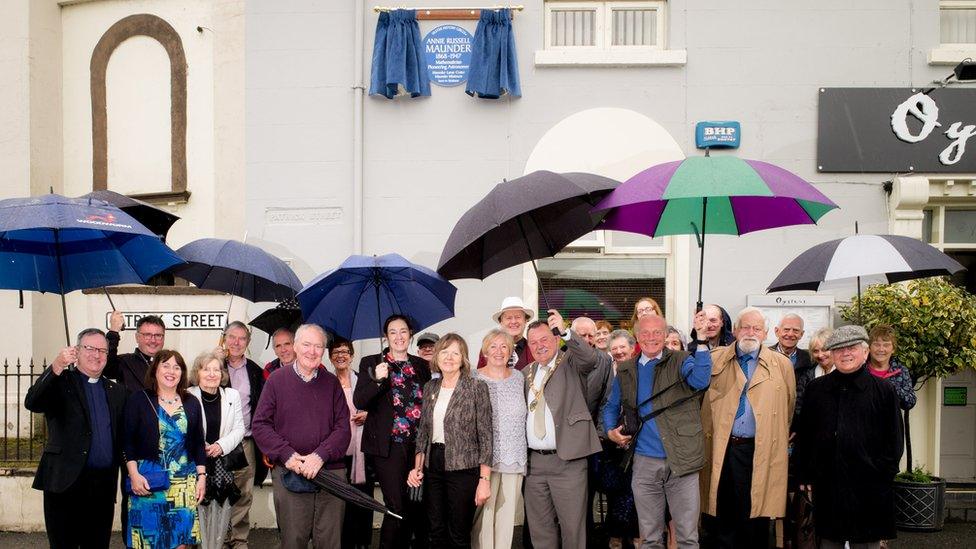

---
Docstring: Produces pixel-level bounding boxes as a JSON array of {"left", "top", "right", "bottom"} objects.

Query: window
[
  {"left": 922, "top": 204, "right": 976, "bottom": 293},
  {"left": 537, "top": 0, "right": 685, "bottom": 66},
  {"left": 931, "top": 1, "right": 976, "bottom": 65},
  {"left": 941, "top": 1, "right": 976, "bottom": 45}
]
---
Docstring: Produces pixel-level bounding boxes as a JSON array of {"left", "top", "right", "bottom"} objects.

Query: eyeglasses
[
  {"left": 137, "top": 332, "right": 164, "bottom": 340},
  {"left": 636, "top": 307, "right": 656, "bottom": 314},
  {"left": 637, "top": 329, "right": 666, "bottom": 337},
  {"left": 330, "top": 349, "right": 351, "bottom": 356},
  {"left": 81, "top": 345, "right": 109, "bottom": 356}
]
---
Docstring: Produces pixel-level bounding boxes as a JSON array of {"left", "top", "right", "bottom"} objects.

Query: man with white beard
[{"left": 699, "top": 307, "right": 796, "bottom": 549}]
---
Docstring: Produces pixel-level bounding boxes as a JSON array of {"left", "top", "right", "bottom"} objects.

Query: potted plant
[{"left": 841, "top": 277, "right": 976, "bottom": 532}]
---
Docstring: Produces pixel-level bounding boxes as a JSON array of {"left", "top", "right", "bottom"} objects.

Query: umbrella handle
[{"left": 103, "top": 286, "right": 116, "bottom": 311}]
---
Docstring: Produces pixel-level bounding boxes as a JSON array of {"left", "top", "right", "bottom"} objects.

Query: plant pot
[{"left": 894, "top": 477, "right": 946, "bottom": 532}]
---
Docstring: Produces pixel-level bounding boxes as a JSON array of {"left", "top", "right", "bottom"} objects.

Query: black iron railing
[{"left": 1, "top": 358, "right": 46, "bottom": 467}]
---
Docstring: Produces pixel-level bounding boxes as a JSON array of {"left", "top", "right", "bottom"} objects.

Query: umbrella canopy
[
  {"left": 767, "top": 234, "right": 966, "bottom": 292},
  {"left": 298, "top": 253, "right": 457, "bottom": 341},
  {"left": 312, "top": 468, "right": 402, "bottom": 519},
  {"left": 80, "top": 190, "right": 180, "bottom": 240},
  {"left": 172, "top": 238, "right": 302, "bottom": 303},
  {"left": 248, "top": 298, "right": 303, "bottom": 336},
  {"left": 437, "top": 170, "right": 620, "bottom": 281},
  {"left": 593, "top": 155, "right": 838, "bottom": 309},
  {"left": 0, "top": 194, "right": 185, "bottom": 343}
]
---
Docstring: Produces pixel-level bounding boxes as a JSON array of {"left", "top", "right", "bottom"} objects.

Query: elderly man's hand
[
  {"left": 547, "top": 309, "right": 566, "bottom": 335},
  {"left": 285, "top": 453, "right": 304, "bottom": 473},
  {"left": 607, "top": 426, "right": 633, "bottom": 449},
  {"left": 52, "top": 347, "right": 77, "bottom": 376},
  {"left": 693, "top": 310, "right": 708, "bottom": 338},
  {"left": 299, "top": 453, "right": 323, "bottom": 479},
  {"left": 109, "top": 310, "right": 125, "bottom": 333}
]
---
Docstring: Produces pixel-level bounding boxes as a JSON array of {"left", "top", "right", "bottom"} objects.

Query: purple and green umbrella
[{"left": 593, "top": 155, "right": 838, "bottom": 310}]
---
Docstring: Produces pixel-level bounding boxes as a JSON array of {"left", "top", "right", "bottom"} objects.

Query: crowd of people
[{"left": 25, "top": 293, "right": 915, "bottom": 549}]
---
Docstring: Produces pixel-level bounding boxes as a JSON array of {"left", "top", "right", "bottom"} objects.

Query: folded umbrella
[
  {"left": 0, "top": 194, "right": 185, "bottom": 344},
  {"left": 298, "top": 253, "right": 456, "bottom": 341},
  {"left": 312, "top": 468, "right": 402, "bottom": 519},
  {"left": 172, "top": 238, "right": 302, "bottom": 303}
]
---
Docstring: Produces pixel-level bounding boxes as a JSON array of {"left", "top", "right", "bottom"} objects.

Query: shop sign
[
  {"left": 818, "top": 88, "right": 976, "bottom": 173},
  {"left": 423, "top": 25, "right": 473, "bottom": 87},
  {"left": 695, "top": 121, "right": 740, "bottom": 149},
  {"left": 105, "top": 311, "right": 228, "bottom": 331},
  {"left": 944, "top": 386, "right": 968, "bottom": 406}
]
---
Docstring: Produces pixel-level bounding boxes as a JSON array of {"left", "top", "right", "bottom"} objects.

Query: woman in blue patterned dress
[{"left": 123, "top": 349, "right": 207, "bottom": 549}]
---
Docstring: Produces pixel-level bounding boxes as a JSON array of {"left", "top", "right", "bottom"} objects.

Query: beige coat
[{"left": 700, "top": 344, "right": 796, "bottom": 519}]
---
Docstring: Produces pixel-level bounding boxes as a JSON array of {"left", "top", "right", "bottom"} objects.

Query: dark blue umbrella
[
  {"left": 172, "top": 238, "right": 303, "bottom": 303},
  {"left": 297, "top": 254, "right": 457, "bottom": 341},
  {"left": 0, "top": 194, "right": 185, "bottom": 343}
]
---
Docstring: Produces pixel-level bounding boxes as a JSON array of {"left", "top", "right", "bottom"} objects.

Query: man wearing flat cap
[
  {"left": 794, "top": 325, "right": 904, "bottom": 549},
  {"left": 478, "top": 296, "right": 534, "bottom": 370},
  {"left": 415, "top": 332, "right": 439, "bottom": 364}
]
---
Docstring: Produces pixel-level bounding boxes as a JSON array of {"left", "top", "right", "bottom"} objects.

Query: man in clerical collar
[
  {"left": 105, "top": 311, "right": 166, "bottom": 394},
  {"left": 26, "top": 328, "right": 127, "bottom": 548}
]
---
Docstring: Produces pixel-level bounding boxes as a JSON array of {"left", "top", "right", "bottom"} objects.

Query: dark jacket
[
  {"left": 875, "top": 359, "right": 917, "bottom": 411},
  {"left": 226, "top": 357, "right": 269, "bottom": 485},
  {"left": 687, "top": 306, "right": 734, "bottom": 354},
  {"left": 415, "top": 373, "right": 493, "bottom": 471},
  {"left": 104, "top": 331, "right": 151, "bottom": 394},
  {"left": 768, "top": 345, "right": 813, "bottom": 424},
  {"left": 123, "top": 389, "right": 207, "bottom": 467},
  {"left": 795, "top": 366, "right": 904, "bottom": 543},
  {"left": 25, "top": 367, "right": 127, "bottom": 493},
  {"left": 354, "top": 352, "right": 432, "bottom": 458},
  {"left": 615, "top": 349, "right": 706, "bottom": 476}
]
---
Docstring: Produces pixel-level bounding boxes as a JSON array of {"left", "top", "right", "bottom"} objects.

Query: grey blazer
[
  {"left": 523, "top": 331, "right": 604, "bottom": 462},
  {"left": 415, "top": 373, "right": 494, "bottom": 472}
]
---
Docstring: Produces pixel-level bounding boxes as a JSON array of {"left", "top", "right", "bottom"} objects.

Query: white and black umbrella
[{"left": 767, "top": 234, "right": 965, "bottom": 293}]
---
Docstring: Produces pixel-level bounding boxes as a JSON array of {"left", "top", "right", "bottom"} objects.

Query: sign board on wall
[
  {"left": 105, "top": 311, "right": 228, "bottom": 331},
  {"left": 747, "top": 295, "right": 834, "bottom": 348},
  {"left": 423, "top": 25, "right": 473, "bottom": 87},
  {"left": 818, "top": 88, "right": 976, "bottom": 173},
  {"left": 944, "top": 386, "right": 968, "bottom": 406},
  {"left": 695, "top": 121, "right": 741, "bottom": 149}
]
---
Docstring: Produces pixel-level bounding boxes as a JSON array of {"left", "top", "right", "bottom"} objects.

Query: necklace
[
  {"left": 159, "top": 394, "right": 180, "bottom": 406},
  {"left": 200, "top": 390, "right": 219, "bottom": 403},
  {"left": 527, "top": 353, "right": 563, "bottom": 412}
]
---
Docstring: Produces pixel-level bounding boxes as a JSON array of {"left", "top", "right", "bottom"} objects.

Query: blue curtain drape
[
  {"left": 369, "top": 10, "right": 430, "bottom": 99},
  {"left": 466, "top": 9, "right": 521, "bottom": 99}
]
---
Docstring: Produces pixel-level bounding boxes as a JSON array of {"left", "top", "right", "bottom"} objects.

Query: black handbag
[{"left": 220, "top": 442, "right": 248, "bottom": 471}]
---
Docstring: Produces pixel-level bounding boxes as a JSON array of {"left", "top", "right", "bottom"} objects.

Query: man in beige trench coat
[{"left": 700, "top": 307, "right": 796, "bottom": 549}]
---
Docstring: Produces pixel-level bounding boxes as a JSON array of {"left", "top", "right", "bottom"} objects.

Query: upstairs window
[{"left": 546, "top": 1, "right": 667, "bottom": 50}]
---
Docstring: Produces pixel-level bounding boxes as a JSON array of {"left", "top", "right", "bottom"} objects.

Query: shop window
[
  {"left": 537, "top": 0, "right": 685, "bottom": 66},
  {"left": 537, "top": 257, "right": 666, "bottom": 329},
  {"left": 941, "top": 1, "right": 976, "bottom": 45},
  {"left": 923, "top": 204, "right": 976, "bottom": 293},
  {"left": 945, "top": 209, "right": 976, "bottom": 243}
]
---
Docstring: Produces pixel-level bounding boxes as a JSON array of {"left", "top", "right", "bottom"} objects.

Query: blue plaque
[
  {"left": 695, "top": 121, "right": 741, "bottom": 149},
  {"left": 423, "top": 25, "right": 473, "bottom": 87}
]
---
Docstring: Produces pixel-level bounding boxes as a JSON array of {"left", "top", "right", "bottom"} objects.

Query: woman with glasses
[
  {"left": 123, "top": 350, "right": 207, "bottom": 549},
  {"left": 354, "top": 315, "right": 432, "bottom": 548},
  {"left": 330, "top": 336, "right": 373, "bottom": 549}
]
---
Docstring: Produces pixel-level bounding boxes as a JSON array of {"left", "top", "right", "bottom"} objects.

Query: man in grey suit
[{"left": 523, "top": 309, "right": 604, "bottom": 549}]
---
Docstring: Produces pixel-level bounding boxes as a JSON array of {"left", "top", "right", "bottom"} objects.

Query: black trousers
[
  {"left": 342, "top": 455, "right": 376, "bottom": 549},
  {"left": 424, "top": 444, "right": 479, "bottom": 549},
  {"left": 707, "top": 439, "right": 770, "bottom": 549},
  {"left": 44, "top": 467, "right": 117, "bottom": 549},
  {"left": 370, "top": 441, "right": 428, "bottom": 548}
]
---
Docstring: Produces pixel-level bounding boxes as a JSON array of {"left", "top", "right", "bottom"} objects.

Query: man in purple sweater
[{"left": 252, "top": 323, "right": 351, "bottom": 549}]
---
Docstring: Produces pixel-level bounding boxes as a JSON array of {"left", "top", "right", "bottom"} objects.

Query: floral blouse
[{"left": 389, "top": 358, "right": 424, "bottom": 442}]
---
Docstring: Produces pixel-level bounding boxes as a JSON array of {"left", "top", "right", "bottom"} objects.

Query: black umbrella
[
  {"left": 312, "top": 468, "right": 402, "bottom": 519},
  {"left": 172, "top": 238, "right": 302, "bottom": 303},
  {"left": 248, "top": 298, "right": 303, "bottom": 336},
  {"left": 767, "top": 232, "right": 965, "bottom": 321},
  {"left": 80, "top": 190, "right": 180, "bottom": 240},
  {"left": 436, "top": 170, "right": 618, "bottom": 308}
]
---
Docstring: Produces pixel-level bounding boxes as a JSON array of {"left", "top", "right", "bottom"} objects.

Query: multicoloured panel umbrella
[{"left": 593, "top": 155, "right": 838, "bottom": 309}]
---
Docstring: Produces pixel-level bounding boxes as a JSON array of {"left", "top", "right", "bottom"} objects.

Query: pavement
[{"left": 2, "top": 523, "right": 975, "bottom": 548}]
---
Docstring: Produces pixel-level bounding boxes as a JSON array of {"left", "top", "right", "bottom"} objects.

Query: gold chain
[{"left": 527, "top": 353, "right": 562, "bottom": 412}]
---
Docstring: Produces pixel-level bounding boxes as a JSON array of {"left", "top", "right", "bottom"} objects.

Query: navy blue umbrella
[
  {"left": 172, "top": 238, "right": 302, "bottom": 303},
  {"left": 0, "top": 194, "right": 185, "bottom": 344},
  {"left": 297, "top": 254, "right": 457, "bottom": 341}
]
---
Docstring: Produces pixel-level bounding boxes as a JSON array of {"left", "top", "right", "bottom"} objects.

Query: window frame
[
  {"left": 544, "top": 0, "right": 667, "bottom": 51},
  {"left": 605, "top": 1, "right": 667, "bottom": 51},
  {"left": 940, "top": 0, "right": 976, "bottom": 47}
]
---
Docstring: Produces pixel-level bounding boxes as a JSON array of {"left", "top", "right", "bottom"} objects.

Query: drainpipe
[{"left": 352, "top": 0, "right": 366, "bottom": 255}]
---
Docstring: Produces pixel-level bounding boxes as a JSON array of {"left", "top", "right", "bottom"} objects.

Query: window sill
[
  {"left": 928, "top": 46, "right": 976, "bottom": 66},
  {"left": 534, "top": 48, "right": 687, "bottom": 67}
]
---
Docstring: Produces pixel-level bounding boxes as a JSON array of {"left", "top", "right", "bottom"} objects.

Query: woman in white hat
[{"left": 476, "top": 297, "right": 535, "bottom": 371}]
